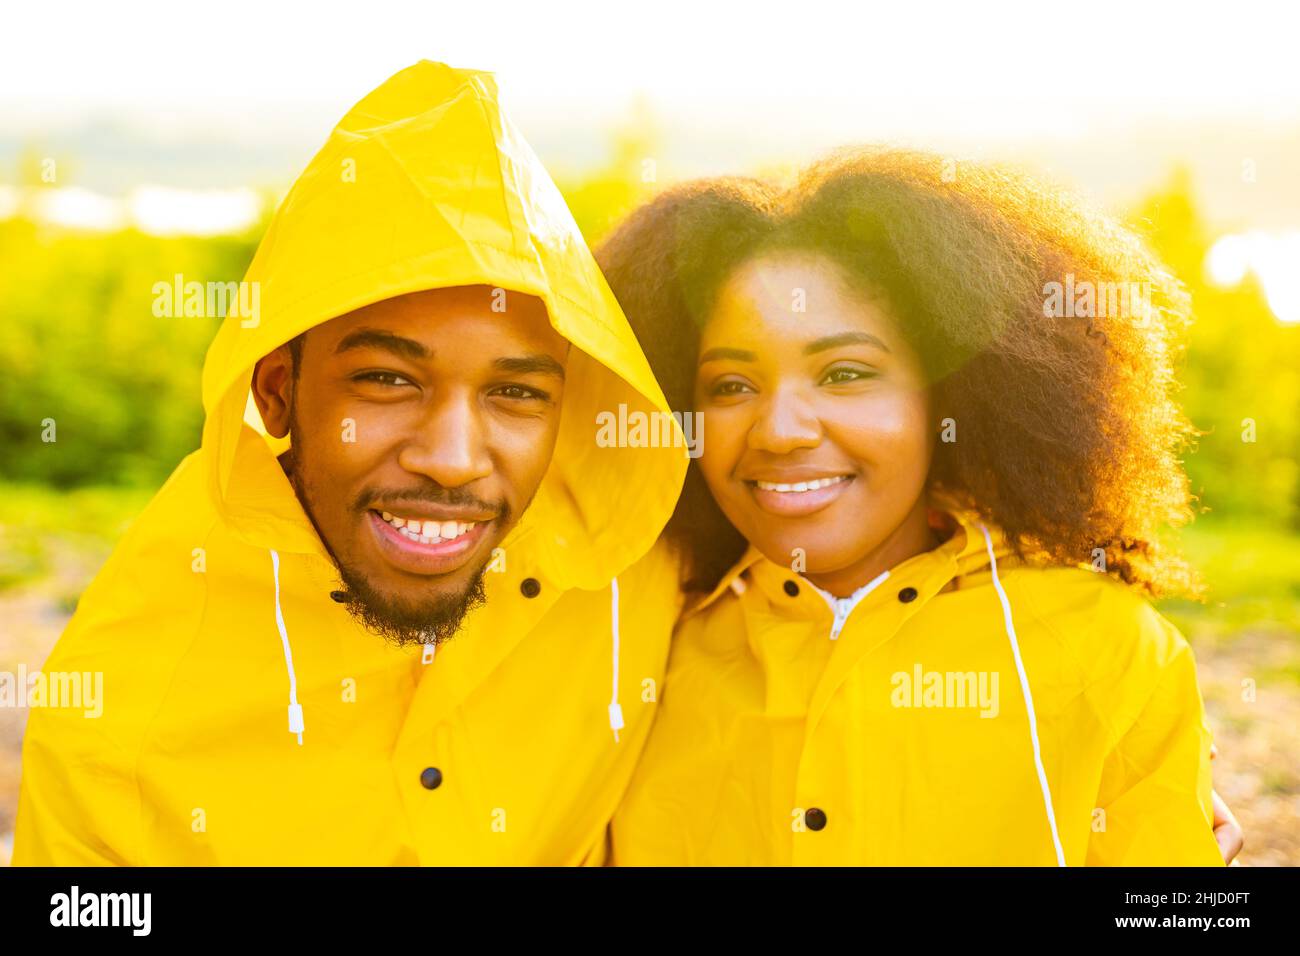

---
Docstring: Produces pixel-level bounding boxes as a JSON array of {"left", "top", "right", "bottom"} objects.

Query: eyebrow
[
  {"left": 803, "top": 331, "right": 891, "bottom": 355},
  {"left": 334, "top": 330, "right": 564, "bottom": 380},
  {"left": 698, "top": 332, "right": 891, "bottom": 365},
  {"left": 334, "top": 328, "right": 429, "bottom": 360},
  {"left": 494, "top": 354, "right": 566, "bottom": 380},
  {"left": 698, "top": 346, "right": 758, "bottom": 364}
]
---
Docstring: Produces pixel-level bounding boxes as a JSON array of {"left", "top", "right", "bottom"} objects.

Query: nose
[
  {"left": 396, "top": 389, "right": 493, "bottom": 488},
  {"left": 747, "top": 384, "right": 822, "bottom": 454}
]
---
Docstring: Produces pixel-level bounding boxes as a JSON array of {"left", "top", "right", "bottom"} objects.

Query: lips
[
  {"left": 375, "top": 510, "right": 480, "bottom": 544},
  {"left": 743, "top": 473, "right": 855, "bottom": 518},
  {"left": 369, "top": 502, "right": 498, "bottom": 523},
  {"left": 752, "top": 475, "right": 851, "bottom": 494},
  {"left": 366, "top": 508, "right": 492, "bottom": 576}
]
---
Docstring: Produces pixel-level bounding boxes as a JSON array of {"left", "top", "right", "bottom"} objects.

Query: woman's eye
[
  {"left": 353, "top": 371, "right": 413, "bottom": 388},
  {"left": 821, "top": 366, "right": 876, "bottom": 385},
  {"left": 710, "top": 379, "right": 753, "bottom": 397}
]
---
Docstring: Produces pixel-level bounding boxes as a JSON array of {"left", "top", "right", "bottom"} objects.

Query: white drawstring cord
[
  {"left": 979, "top": 524, "right": 1065, "bottom": 866},
  {"left": 270, "top": 549, "right": 305, "bottom": 745},
  {"left": 608, "top": 576, "right": 624, "bottom": 742}
]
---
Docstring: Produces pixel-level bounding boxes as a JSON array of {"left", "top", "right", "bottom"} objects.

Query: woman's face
[{"left": 694, "top": 251, "right": 937, "bottom": 591}]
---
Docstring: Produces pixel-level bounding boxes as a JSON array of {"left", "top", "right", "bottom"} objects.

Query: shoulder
[
  {"left": 670, "top": 579, "right": 750, "bottom": 666},
  {"left": 33, "top": 454, "right": 218, "bottom": 754},
  {"left": 1004, "top": 564, "right": 1195, "bottom": 732},
  {"left": 1007, "top": 565, "right": 1188, "bottom": 665},
  {"left": 617, "top": 536, "right": 687, "bottom": 603}
]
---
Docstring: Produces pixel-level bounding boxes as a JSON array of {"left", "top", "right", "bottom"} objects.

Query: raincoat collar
[{"left": 685, "top": 488, "right": 1018, "bottom": 619}]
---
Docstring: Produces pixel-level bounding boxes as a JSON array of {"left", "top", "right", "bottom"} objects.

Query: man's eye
[
  {"left": 492, "top": 384, "right": 550, "bottom": 402},
  {"left": 353, "top": 371, "right": 413, "bottom": 387}
]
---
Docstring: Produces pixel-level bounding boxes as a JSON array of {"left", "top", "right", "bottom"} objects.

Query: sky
[
  {"left": 6, "top": 0, "right": 1298, "bottom": 141},
  {"left": 2, "top": 0, "right": 1297, "bottom": 319}
]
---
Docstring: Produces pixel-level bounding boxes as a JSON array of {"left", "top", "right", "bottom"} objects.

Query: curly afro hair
[{"left": 595, "top": 147, "right": 1198, "bottom": 597}]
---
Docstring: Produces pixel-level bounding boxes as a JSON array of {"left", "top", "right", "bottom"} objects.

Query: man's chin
[{"left": 334, "top": 561, "right": 489, "bottom": 647}]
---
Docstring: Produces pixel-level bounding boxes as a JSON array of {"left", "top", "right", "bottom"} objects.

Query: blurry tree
[
  {"left": 0, "top": 217, "right": 259, "bottom": 486},
  {"left": 2, "top": 145, "right": 1296, "bottom": 535},
  {"left": 556, "top": 96, "right": 662, "bottom": 244},
  {"left": 1129, "top": 168, "right": 1300, "bottom": 528}
]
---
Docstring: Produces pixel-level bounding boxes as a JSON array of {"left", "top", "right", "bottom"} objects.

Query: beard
[
  {"left": 332, "top": 552, "right": 487, "bottom": 648},
  {"left": 281, "top": 409, "right": 491, "bottom": 648}
]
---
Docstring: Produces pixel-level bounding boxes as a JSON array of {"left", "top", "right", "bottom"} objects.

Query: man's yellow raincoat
[
  {"left": 14, "top": 62, "right": 687, "bottom": 865},
  {"left": 612, "top": 499, "right": 1224, "bottom": 866}
]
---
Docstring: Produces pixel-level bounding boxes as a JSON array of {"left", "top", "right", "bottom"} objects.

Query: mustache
[{"left": 352, "top": 484, "right": 508, "bottom": 520}]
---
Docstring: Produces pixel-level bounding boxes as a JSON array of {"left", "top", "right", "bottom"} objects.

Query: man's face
[{"left": 252, "top": 286, "right": 568, "bottom": 645}]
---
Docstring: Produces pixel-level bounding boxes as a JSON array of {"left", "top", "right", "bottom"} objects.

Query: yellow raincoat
[
  {"left": 14, "top": 62, "right": 686, "bottom": 866},
  {"left": 612, "top": 498, "right": 1224, "bottom": 866}
]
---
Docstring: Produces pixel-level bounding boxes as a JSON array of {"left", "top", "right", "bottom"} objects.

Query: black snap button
[
  {"left": 330, "top": 590, "right": 347, "bottom": 603},
  {"left": 898, "top": 586, "right": 918, "bottom": 603},
  {"left": 805, "top": 807, "right": 828, "bottom": 831},
  {"left": 520, "top": 577, "right": 541, "bottom": 598},
  {"left": 419, "top": 767, "right": 443, "bottom": 790},
  {"left": 783, "top": 580, "right": 799, "bottom": 597}
]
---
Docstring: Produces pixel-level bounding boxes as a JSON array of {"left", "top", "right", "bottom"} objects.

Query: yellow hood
[{"left": 200, "top": 60, "right": 684, "bottom": 589}]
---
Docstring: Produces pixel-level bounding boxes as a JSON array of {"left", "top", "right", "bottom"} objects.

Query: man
[{"left": 13, "top": 61, "right": 687, "bottom": 865}]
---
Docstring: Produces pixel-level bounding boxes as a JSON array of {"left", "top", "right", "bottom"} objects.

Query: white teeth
[
  {"left": 754, "top": 475, "right": 850, "bottom": 493},
  {"left": 382, "top": 511, "right": 477, "bottom": 543}
]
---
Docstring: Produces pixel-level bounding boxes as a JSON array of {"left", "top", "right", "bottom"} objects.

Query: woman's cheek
[
  {"left": 697, "top": 406, "right": 755, "bottom": 522},
  {"left": 697, "top": 406, "right": 737, "bottom": 480},
  {"left": 835, "top": 394, "right": 932, "bottom": 485}
]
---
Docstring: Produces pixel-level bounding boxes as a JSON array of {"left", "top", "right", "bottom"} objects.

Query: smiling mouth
[
  {"left": 366, "top": 508, "right": 495, "bottom": 576},
  {"left": 748, "top": 475, "right": 853, "bottom": 494},
  {"left": 374, "top": 510, "right": 480, "bottom": 545},
  {"left": 743, "top": 473, "right": 855, "bottom": 518}
]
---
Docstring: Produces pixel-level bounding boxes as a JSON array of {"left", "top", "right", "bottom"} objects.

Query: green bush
[{"left": 0, "top": 219, "right": 258, "bottom": 486}]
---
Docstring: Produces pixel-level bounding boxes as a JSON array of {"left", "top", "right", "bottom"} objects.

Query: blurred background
[{"left": 1, "top": 0, "right": 1297, "bottom": 864}]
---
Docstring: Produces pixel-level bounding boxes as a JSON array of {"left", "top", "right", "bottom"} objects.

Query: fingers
[{"left": 1211, "top": 788, "right": 1244, "bottom": 865}]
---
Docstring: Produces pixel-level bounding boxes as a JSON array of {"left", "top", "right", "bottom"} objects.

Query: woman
[{"left": 597, "top": 148, "right": 1239, "bottom": 865}]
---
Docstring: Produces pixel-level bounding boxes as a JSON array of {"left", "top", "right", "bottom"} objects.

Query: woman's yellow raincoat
[
  {"left": 612, "top": 498, "right": 1224, "bottom": 866},
  {"left": 14, "top": 62, "right": 687, "bottom": 866}
]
